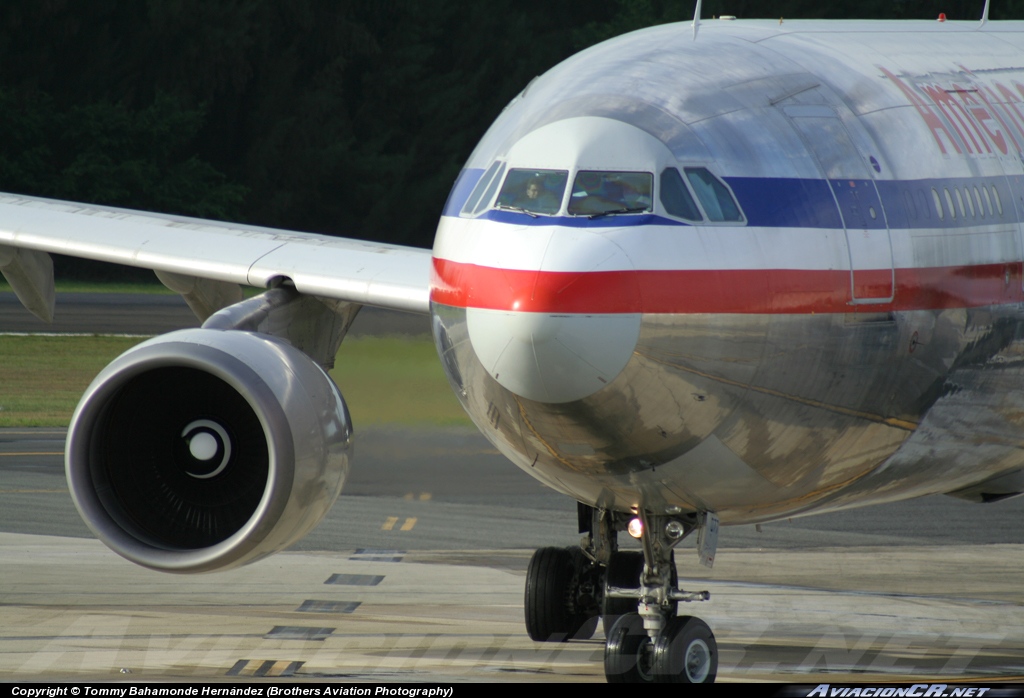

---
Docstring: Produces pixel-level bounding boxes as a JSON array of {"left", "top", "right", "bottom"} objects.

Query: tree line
[{"left": 0, "top": 0, "right": 1014, "bottom": 274}]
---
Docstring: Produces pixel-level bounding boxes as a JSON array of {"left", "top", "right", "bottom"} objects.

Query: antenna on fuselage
[
  {"left": 981, "top": 0, "right": 991, "bottom": 27},
  {"left": 692, "top": 0, "right": 702, "bottom": 40}
]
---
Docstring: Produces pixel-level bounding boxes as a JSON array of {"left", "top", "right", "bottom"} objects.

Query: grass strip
[
  {"left": 330, "top": 336, "right": 471, "bottom": 427},
  {"left": 0, "top": 334, "right": 470, "bottom": 428}
]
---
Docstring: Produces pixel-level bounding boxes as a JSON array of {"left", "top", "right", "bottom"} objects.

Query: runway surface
[{"left": 2, "top": 293, "right": 1024, "bottom": 682}]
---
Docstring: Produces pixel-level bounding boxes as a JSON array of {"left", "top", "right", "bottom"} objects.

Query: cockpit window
[
  {"left": 462, "top": 161, "right": 506, "bottom": 216},
  {"left": 495, "top": 169, "right": 568, "bottom": 215},
  {"left": 568, "top": 171, "right": 653, "bottom": 216},
  {"left": 684, "top": 167, "right": 743, "bottom": 222},
  {"left": 660, "top": 168, "right": 702, "bottom": 222}
]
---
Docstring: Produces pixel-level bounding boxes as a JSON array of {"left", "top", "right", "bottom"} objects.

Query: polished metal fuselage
[{"left": 430, "top": 20, "right": 1024, "bottom": 524}]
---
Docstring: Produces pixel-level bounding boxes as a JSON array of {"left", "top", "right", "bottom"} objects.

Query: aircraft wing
[{"left": 0, "top": 192, "right": 432, "bottom": 319}]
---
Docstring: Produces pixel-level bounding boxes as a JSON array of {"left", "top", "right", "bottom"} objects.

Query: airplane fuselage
[{"left": 430, "top": 20, "right": 1024, "bottom": 524}]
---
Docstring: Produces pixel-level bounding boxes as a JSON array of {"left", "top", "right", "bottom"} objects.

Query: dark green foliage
[
  {"left": 0, "top": 0, "right": 1015, "bottom": 271},
  {"left": 0, "top": 89, "right": 246, "bottom": 218}
]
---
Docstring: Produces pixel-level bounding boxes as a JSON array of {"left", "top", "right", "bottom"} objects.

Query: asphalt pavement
[{"left": 1, "top": 293, "right": 1023, "bottom": 682}]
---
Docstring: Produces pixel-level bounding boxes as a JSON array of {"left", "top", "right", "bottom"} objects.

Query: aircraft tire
[
  {"left": 524, "top": 546, "right": 590, "bottom": 641},
  {"left": 652, "top": 616, "right": 717, "bottom": 683},
  {"left": 604, "top": 612, "right": 655, "bottom": 683},
  {"left": 601, "top": 551, "right": 644, "bottom": 636}
]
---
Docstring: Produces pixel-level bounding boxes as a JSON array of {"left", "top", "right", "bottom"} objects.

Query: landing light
[
  {"left": 627, "top": 518, "right": 643, "bottom": 539},
  {"left": 665, "top": 520, "right": 686, "bottom": 540}
]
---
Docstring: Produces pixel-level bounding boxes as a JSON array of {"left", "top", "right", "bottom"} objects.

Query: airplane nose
[{"left": 466, "top": 233, "right": 640, "bottom": 404}]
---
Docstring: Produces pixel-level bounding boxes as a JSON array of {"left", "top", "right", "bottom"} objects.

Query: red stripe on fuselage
[{"left": 430, "top": 258, "right": 1023, "bottom": 313}]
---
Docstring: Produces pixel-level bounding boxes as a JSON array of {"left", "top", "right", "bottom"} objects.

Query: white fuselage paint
[{"left": 428, "top": 20, "right": 1024, "bottom": 523}]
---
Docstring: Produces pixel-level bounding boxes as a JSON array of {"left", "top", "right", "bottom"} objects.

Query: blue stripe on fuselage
[
  {"left": 442, "top": 168, "right": 1024, "bottom": 230},
  {"left": 726, "top": 177, "right": 843, "bottom": 228}
]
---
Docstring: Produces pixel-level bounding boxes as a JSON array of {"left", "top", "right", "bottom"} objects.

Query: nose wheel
[
  {"left": 526, "top": 506, "right": 716, "bottom": 683},
  {"left": 604, "top": 614, "right": 717, "bottom": 683},
  {"left": 604, "top": 612, "right": 655, "bottom": 682},
  {"left": 653, "top": 616, "right": 717, "bottom": 683}
]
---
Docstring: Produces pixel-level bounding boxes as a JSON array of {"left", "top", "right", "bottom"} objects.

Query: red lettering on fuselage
[
  {"left": 879, "top": 67, "right": 961, "bottom": 154},
  {"left": 881, "top": 66, "right": 1024, "bottom": 158},
  {"left": 952, "top": 84, "right": 1007, "bottom": 154},
  {"left": 977, "top": 84, "right": 1022, "bottom": 153},
  {"left": 920, "top": 84, "right": 986, "bottom": 154}
]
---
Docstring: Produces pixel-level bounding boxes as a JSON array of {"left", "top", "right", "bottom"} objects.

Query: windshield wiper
[{"left": 496, "top": 205, "right": 539, "bottom": 218}]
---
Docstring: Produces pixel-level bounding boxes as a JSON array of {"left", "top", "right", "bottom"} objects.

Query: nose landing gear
[{"left": 524, "top": 505, "right": 716, "bottom": 683}]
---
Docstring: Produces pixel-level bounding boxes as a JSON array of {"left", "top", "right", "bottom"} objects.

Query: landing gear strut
[{"left": 524, "top": 504, "right": 717, "bottom": 683}]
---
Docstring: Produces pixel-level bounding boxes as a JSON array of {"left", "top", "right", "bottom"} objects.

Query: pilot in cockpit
[
  {"left": 514, "top": 176, "right": 560, "bottom": 213},
  {"left": 569, "top": 172, "right": 652, "bottom": 215}
]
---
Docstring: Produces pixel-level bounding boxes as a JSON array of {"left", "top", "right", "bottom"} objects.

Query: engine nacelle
[{"left": 66, "top": 328, "right": 352, "bottom": 573}]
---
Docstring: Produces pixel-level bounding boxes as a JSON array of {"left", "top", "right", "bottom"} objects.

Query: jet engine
[{"left": 65, "top": 328, "right": 353, "bottom": 573}]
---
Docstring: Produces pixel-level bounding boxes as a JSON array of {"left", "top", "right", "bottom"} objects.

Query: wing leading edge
[{"left": 0, "top": 192, "right": 432, "bottom": 317}]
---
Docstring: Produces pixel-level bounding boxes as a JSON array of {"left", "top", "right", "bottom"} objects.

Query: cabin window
[
  {"left": 974, "top": 186, "right": 985, "bottom": 219},
  {"left": 983, "top": 185, "right": 993, "bottom": 216},
  {"left": 963, "top": 187, "right": 975, "bottom": 218},
  {"left": 495, "top": 169, "right": 568, "bottom": 215},
  {"left": 567, "top": 171, "right": 653, "bottom": 216},
  {"left": 954, "top": 188, "right": 966, "bottom": 219},
  {"left": 932, "top": 188, "right": 944, "bottom": 220},
  {"left": 462, "top": 161, "right": 506, "bottom": 216},
  {"left": 660, "top": 168, "right": 702, "bottom": 221},
  {"left": 991, "top": 185, "right": 1003, "bottom": 216},
  {"left": 685, "top": 167, "right": 743, "bottom": 221},
  {"left": 944, "top": 188, "right": 956, "bottom": 220}
]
